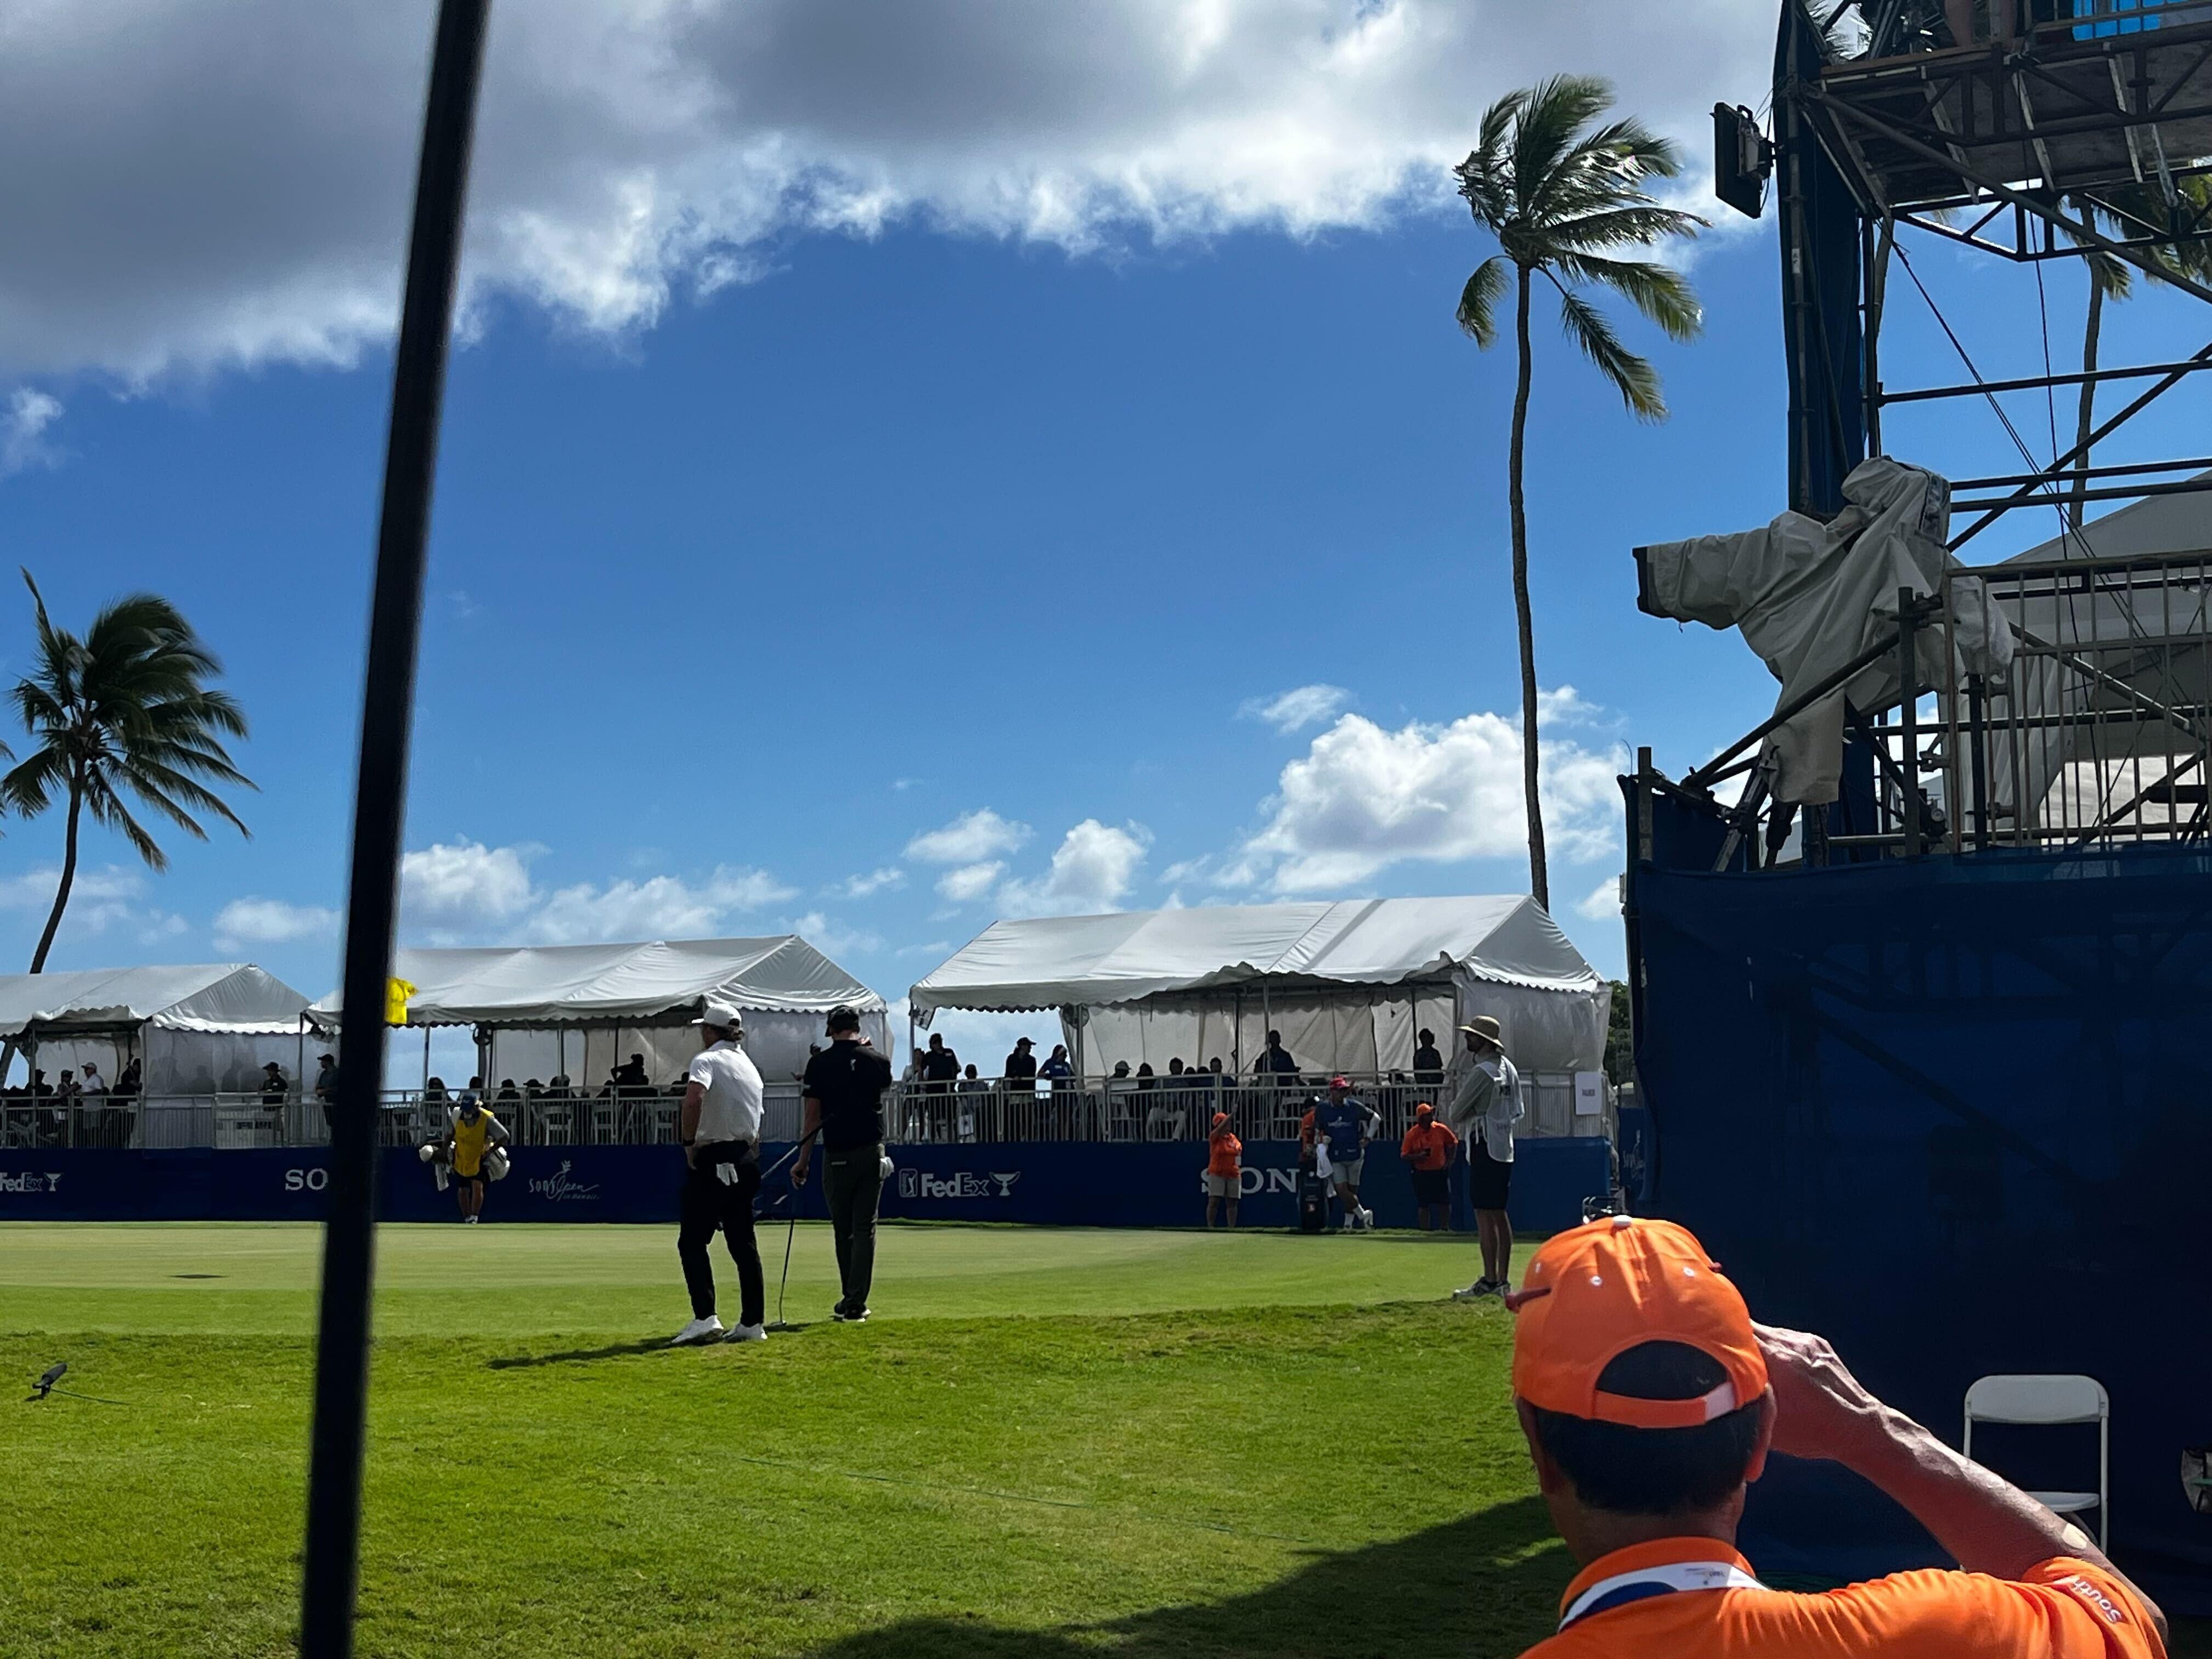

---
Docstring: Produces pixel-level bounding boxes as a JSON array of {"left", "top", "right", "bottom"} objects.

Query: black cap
[{"left": 826, "top": 1005, "right": 861, "bottom": 1034}]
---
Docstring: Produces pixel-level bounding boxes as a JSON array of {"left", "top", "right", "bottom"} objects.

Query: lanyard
[{"left": 1559, "top": 1559, "right": 1769, "bottom": 1632}]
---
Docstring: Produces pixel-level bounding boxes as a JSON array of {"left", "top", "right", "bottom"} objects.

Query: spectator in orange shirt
[
  {"left": 1204, "top": 1110, "right": 1242, "bottom": 1229},
  {"left": 1400, "top": 1102, "right": 1459, "bottom": 1231},
  {"left": 1508, "top": 1216, "right": 2167, "bottom": 1658}
]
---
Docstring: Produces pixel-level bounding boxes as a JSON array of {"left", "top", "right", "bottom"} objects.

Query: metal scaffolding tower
[{"left": 1772, "top": 0, "right": 2212, "bottom": 539}]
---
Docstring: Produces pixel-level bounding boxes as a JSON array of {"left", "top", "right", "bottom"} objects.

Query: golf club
[{"left": 758, "top": 1125, "right": 820, "bottom": 1332}]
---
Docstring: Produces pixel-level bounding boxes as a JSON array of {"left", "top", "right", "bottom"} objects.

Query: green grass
[
  {"left": 0, "top": 1222, "right": 1563, "bottom": 1659},
  {"left": 8, "top": 1223, "right": 2201, "bottom": 1659}
]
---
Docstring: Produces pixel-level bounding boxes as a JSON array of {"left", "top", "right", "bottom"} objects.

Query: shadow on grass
[
  {"left": 794, "top": 1494, "right": 1568, "bottom": 1659},
  {"left": 484, "top": 1338, "right": 678, "bottom": 1370}
]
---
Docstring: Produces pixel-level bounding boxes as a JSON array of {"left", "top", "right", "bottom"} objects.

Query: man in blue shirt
[{"left": 1316, "top": 1076, "right": 1380, "bottom": 1232}]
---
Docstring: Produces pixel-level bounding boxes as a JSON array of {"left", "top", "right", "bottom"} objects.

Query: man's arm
[
  {"left": 1759, "top": 1325, "right": 2165, "bottom": 1641},
  {"left": 1445, "top": 1065, "right": 1491, "bottom": 1132},
  {"left": 679, "top": 1081, "right": 705, "bottom": 1166},
  {"left": 793, "top": 1095, "right": 823, "bottom": 1184}
]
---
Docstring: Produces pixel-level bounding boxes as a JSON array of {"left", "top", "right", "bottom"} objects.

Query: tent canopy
[
  {"left": 312, "top": 937, "right": 886, "bottom": 1029},
  {"left": 910, "top": 897, "right": 1600, "bottom": 1015},
  {"left": 0, "top": 963, "right": 310, "bottom": 1037}
]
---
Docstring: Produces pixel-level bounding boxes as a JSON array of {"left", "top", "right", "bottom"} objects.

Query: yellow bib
[{"left": 452, "top": 1111, "right": 492, "bottom": 1176}]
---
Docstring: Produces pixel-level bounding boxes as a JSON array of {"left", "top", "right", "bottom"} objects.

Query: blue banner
[{"left": 0, "top": 1136, "right": 1610, "bottom": 1232}]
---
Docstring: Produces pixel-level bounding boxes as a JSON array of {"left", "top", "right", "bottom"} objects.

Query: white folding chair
[{"left": 1963, "top": 1374, "right": 2109, "bottom": 1550}]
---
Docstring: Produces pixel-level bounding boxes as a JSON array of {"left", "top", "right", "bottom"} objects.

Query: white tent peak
[
  {"left": 911, "top": 895, "right": 1599, "bottom": 1015},
  {"left": 0, "top": 962, "right": 310, "bottom": 1036},
  {"left": 311, "top": 935, "right": 886, "bottom": 1028}
]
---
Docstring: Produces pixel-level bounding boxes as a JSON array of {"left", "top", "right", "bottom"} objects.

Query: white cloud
[
  {"left": 526, "top": 866, "right": 795, "bottom": 944},
  {"left": 1536, "top": 685, "right": 1609, "bottom": 728},
  {"left": 1, "top": 388, "right": 62, "bottom": 475},
  {"left": 827, "top": 866, "right": 905, "bottom": 900},
  {"left": 400, "top": 839, "right": 537, "bottom": 926},
  {"left": 1227, "top": 704, "right": 1624, "bottom": 892},
  {"left": 1576, "top": 874, "right": 1622, "bottom": 922},
  {"left": 213, "top": 897, "right": 340, "bottom": 951},
  {"left": 907, "top": 809, "right": 1031, "bottom": 865},
  {"left": 0, "top": 2, "right": 1765, "bottom": 380},
  {"left": 935, "top": 861, "right": 1006, "bottom": 902},
  {"left": 397, "top": 838, "right": 794, "bottom": 944},
  {"left": 998, "top": 820, "right": 1152, "bottom": 918},
  {"left": 788, "top": 909, "right": 884, "bottom": 959},
  {"left": 0, "top": 865, "right": 145, "bottom": 934},
  {"left": 1240, "top": 684, "right": 1351, "bottom": 733}
]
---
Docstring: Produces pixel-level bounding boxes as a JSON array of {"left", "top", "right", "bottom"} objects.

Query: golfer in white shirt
[{"left": 670, "top": 998, "right": 769, "bottom": 1346}]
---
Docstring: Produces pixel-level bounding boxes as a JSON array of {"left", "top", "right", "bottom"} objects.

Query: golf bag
[{"left": 1297, "top": 1167, "right": 1329, "bottom": 1233}]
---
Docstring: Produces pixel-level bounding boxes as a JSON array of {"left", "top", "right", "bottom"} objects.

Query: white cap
[{"left": 692, "top": 998, "right": 744, "bottom": 1034}]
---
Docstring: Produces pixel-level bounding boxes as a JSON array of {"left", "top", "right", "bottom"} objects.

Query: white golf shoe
[
  {"left": 725, "top": 1323, "right": 768, "bottom": 1343},
  {"left": 670, "top": 1316, "right": 726, "bottom": 1346}
]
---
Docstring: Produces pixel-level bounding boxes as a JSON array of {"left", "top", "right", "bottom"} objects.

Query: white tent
[
  {"left": 0, "top": 963, "right": 312, "bottom": 1094},
  {"left": 311, "top": 937, "right": 888, "bottom": 1088},
  {"left": 910, "top": 897, "right": 1607, "bottom": 1075},
  {"left": 1980, "top": 482, "right": 2212, "bottom": 835}
]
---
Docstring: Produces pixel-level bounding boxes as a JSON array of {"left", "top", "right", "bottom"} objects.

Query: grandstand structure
[{"left": 1626, "top": 0, "right": 2212, "bottom": 1607}]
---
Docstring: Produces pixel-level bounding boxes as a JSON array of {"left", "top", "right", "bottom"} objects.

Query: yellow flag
[{"left": 385, "top": 977, "right": 417, "bottom": 1025}]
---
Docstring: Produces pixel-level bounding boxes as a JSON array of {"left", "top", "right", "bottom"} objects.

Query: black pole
[{"left": 300, "top": 3, "right": 489, "bottom": 1655}]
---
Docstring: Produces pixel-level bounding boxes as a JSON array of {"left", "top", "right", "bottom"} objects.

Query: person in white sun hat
[
  {"left": 669, "top": 997, "right": 768, "bottom": 1346},
  {"left": 1450, "top": 1013, "right": 1525, "bottom": 1300}
]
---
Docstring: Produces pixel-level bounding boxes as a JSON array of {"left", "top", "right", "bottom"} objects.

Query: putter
[
  {"left": 771, "top": 1192, "right": 800, "bottom": 1331},
  {"left": 755, "top": 1125, "right": 820, "bottom": 1333}
]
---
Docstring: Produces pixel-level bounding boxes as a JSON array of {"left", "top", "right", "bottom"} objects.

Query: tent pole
[{"left": 421, "top": 1026, "right": 430, "bottom": 1093}]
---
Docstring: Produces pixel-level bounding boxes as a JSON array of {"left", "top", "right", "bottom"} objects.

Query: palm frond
[
  {"left": 1551, "top": 253, "right": 1705, "bottom": 341},
  {"left": 82, "top": 776, "right": 167, "bottom": 870},
  {"left": 1555, "top": 284, "right": 1666, "bottom": 420},
  {"left": 1542, "top": 205, "right": 1710, "bottom": 253},
  {"left": 1510, "top": 77, "right": 1614, "bottom": 217},
  {"left": 1458, "top": 256, "right": 1511, "bottom": 348},
  {"left": 0, "top": 748, "right": 69, "bottom": 816}
]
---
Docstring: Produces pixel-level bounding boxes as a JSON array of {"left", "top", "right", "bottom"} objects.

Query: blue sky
[{"left": 3, "top": 0, "right": 2208, "bottom": 1068}]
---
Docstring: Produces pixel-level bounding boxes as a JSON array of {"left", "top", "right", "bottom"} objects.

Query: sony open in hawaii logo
[
  {"left": 527, "top": 1160, "right": 601, "bottom": 1203},
  {"left": 0, "top": 1170, "right": 63, "bottom": 1194},
  {"left": 899, "top": 1169, "right": 1020, "bottom": 1200}
]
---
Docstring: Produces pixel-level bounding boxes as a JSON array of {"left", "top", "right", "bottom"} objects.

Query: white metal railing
[
  {"left": 2, "top": 1072, "right": 1606, "bottom": 1152},
  {"left": 0, "top": 1079, "right": 1610, "bottom": 1159}
]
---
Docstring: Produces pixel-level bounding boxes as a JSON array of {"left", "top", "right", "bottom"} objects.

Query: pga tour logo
[
  {"left": 899, "top": 1169, "right": 1020, "bottom": 1200},
  {"left": 0, "top": 1170, "right": 62, "bottom": 1194},
  {"left": 527, "top": 1160, "right": 600, "bottom": 1203}
]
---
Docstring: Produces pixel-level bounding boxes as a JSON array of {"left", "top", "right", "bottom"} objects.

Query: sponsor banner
[{"left": 0, "top": 1137, "right": 1610, "bottom": 1231}]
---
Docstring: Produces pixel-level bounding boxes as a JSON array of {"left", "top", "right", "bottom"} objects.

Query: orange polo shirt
[
  {"left": 1522, "top": 1538, "right": 2164, "bottom": 1659},
  {"left": 1206, "top": 1129, "right": 1242, "bottom": 1177},
  {"left": 1401, "top": 1119, "right": 1459, "bottom": 1171}
]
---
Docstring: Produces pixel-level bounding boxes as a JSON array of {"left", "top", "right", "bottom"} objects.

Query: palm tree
[
  {"left": 2065, "top": 181, "right": 2212, "bottom": 532},
  {"left": 1455, "top": 76, "right": 1705, "bottom": 909},
  {"left": 4, "top": 572, "right": 252, "bottom": 973}
]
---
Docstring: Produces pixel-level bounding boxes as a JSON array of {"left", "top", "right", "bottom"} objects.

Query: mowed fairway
[{"left": 0, "top": 1222, "right": 1565, "bottom": 1659}]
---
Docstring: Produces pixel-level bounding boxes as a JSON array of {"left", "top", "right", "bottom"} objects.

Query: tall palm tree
[
  {"left": 4, "top": 572, "right": 252, "bottom": 973},
  {"left": 1455, "top": 77, "right": 1705, "bottom": 910}
]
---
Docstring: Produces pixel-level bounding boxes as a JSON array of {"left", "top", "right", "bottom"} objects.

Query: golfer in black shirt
[{"left": 795, "top": 1005, "right": 894, "bottom": 1322}]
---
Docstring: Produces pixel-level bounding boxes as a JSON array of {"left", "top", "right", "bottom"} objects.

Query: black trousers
[
  {"left": 824, "top": 1141, "right": 884, "bottom": 1311},
  {"left": 678, "top": 1142, "right": 763, "bottom": 1327}
]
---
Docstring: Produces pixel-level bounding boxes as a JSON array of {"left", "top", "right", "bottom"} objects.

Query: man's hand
[
  {"left": 792, "top": 1156, "right": 810, "bottom": 1188},
  {"left": 1756, "top": 1322, "right": 1892, "bottom": 1463},
  {"left": 683, "top": 1143, "right": 697, "bottom": 1169}
]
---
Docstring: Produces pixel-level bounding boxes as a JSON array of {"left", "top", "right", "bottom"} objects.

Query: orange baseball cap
[{"left": 1508, "top": 1216, "right": 1768, "bottom": 1430}]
